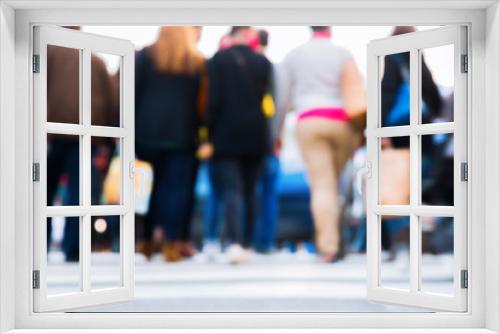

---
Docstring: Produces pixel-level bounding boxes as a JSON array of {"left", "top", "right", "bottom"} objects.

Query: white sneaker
[
  {"left": 204, "top": 241, "right": 221, "bottom": 262},
  {"left": 193, "top": 241, "right": 221, "bottom": 263},
  {"left": 226, "top": 244, "right": 252, "bottom": 265}
]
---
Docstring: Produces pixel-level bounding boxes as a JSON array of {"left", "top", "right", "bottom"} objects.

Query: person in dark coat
[
  {"left": 207, "top": 26, "right": 272, "bottom": 264},
  {"left": 381, "top": 26, "right": 442, "bottom": 149},
  {"left": 135, "top": 26, "right": 207, "bottom": 262}
]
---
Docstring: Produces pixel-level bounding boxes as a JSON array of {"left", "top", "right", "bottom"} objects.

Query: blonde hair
[{"left": 151, "top": 26, "right": 205, "bottom": 75}]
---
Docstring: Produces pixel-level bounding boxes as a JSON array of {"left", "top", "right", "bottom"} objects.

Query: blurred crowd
[{"left": 47, "top": 26, "right": 454, "bottom": 265}]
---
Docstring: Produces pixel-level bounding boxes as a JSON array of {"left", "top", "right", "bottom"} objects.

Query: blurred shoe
[
  {"left": 319, "top": 243, "right": 345, "bottom": 263},
  {"left": 319, "top": 252, "right": 340, "bottom": 263},
  {"left": 136, "top": 239, "right": 154, "bottom": 260},
  {"left": 194, "top": 241, "right": 221, "bottom": 263},
  {"left": 177, "top": 241, "right": 196, "bottom": 258},
  {"left": 163, "top": 241, "right": 182, "bottom": 262},
  {"left": 226, "top": 244, "right": 252, "bottom": 265},
  {"left": 65, "top": 253, "right": 79, "bottom": 263},
  {"left": 204, "top": 241, "right": 221, "bottom": 261}
]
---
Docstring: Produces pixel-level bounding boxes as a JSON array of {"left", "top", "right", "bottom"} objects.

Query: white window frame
[
  {"left": 366, "top": 26, "right": 468, "bottom": 312},
  {"left": 0, "top": 1, "right": 499, "bottom": 333},
  {"left": 32, "top": 25, "right": 135, "bottom": 312}
]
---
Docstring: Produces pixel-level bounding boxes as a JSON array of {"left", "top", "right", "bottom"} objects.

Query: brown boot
[
  {"left": 136, "top": 239, "right": 154, "bottom": 260},
  {"left": 177, "top": 241, "right": 196, "bottom": 258},
  {"left": 163, "top": 241, "right": 182, "bottom": 262}
]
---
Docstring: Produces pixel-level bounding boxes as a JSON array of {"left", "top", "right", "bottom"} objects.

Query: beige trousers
[{"left": 296, "top": 118, "right": 359, "bottom": 255}]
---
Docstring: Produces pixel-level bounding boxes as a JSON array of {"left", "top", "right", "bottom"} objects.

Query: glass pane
[
  {"left": 47, "top": 134, "right": 80, "bottom": 206},
  {"left": 380, "top": 52, "right": 410, "bottom": 127},
  {"left": 380, "top": 215, "right": 410, "bottom": 291},
  {"left": 420, "top": 216, "right": 454, "bottom": 295},
  {"left": 91, "top": 52, "right": 121, "bottom": 127},
  {"left": 379, "top": 137, "right": 410, "bottom": 205},
  {"left": 91, "top": 215, "right": 122, "bottom": 290},
  {"left": 421, "top": 133, "right": 454, "bottom": 206},
  {"left": 91, "top": 137, "right": 121, "bottom": 205},
  {"left": 47, "top": 45, "right": 80, "bottom": 124},
  {"left": 47, "top": 216, "right": 81, "bottom": 295},
  {"left": 420, "top": 44, "right": 454, "bottom": 124}
]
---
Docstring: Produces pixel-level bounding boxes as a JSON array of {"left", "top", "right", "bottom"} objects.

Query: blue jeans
[
  {"left": 350, "top": 216, "right": 367, "bottom": 253},
  {"left": 382, "top": 216, "right": 410, "bottom": 250},
  {"left": 211, "top": 157, "right": 263, "bottom": 246},
  {"left": 202, "top": 162, "right": 222, "bottom": 243},
  {"left": 254, "top": 155, "right": 280, "bottom": 252},
  {"left": 137, "top": 147, "right": 197, "bottom": 241}
]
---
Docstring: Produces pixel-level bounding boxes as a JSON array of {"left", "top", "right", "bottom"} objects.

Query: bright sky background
[{"left": 83, "top": 25, "right": 453, "bottom": 88}]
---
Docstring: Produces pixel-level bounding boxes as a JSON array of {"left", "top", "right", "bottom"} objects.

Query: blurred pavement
[{"left": 46, "top": 251, "right": 454, "bottom": 313}]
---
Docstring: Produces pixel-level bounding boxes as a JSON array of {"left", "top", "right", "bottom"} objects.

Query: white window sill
[{"left": 4, "top": 329, "right": 497, "bottom": 334}]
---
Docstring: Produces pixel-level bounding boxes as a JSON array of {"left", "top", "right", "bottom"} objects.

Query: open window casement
[
  {"left": 33, "top": 26, "right": 135, "bottom": 312},
  {"left": 366, "top": 26, "right": 468, "bottom": 312}
]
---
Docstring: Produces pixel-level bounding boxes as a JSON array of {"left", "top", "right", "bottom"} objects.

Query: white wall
[
  {"left": 0, "top": 2, "right": 16, "bottom": 333},
  {"left": 485, "top": 2, "right": 500, "bottom": 332}
]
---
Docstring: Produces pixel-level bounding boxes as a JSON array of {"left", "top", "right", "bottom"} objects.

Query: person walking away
[
  {"left": 47, "top": 27, "right": 117, "bottom": 262},
  {"left": 207, "top": 26, "right": 272, "bottom": 264},
  {"left": 196, "top": 28, "right": 235, "bottom": 262},
  {"left": 197, "top": 26, "right": 259, "bottom": 261},
  {"left": 276, "top": 26, "right": 365, "bottom": 262},
  {"left": 135, "top": 26, "right": 206, "bottom": 262}
]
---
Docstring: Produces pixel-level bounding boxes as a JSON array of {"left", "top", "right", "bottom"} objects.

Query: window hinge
[
  {"left": 32, "top": 163, "right": 40, "bottom": 182},
  {"left": 32, "top": 54, "right": 40, "bottom": 73},
  {"left": 461, "top": 269, "right": 468, "bottom": 289},
  {"left": 461, "top": 162, "right": 468, "bottom": 182},
  {"left": 461, "top": 54, "right": 468, "bottom": 73},
  {"left": 32, "top": 270, "right": 40, "bottom": 289}
]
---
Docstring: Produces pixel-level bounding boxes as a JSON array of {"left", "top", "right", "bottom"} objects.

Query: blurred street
[{"left": 45, "top": 251, "right": 453, "bottom": 313}]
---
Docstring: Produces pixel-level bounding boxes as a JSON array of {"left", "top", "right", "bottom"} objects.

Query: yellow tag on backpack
[{"left": 262, "top": 93, "right": 275, "bottom": 118}]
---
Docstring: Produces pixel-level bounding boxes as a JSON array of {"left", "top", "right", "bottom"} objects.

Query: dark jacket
[
  {"left": 47, "top": 45, "right": 116, "bottom": 145},
  {"left": 135, "top": 47, "right": 204, "bottom": 152},
  {"left": 207, "top": 45, "right": 272, "bottom": 159},
  {"left": 381, "top": 52, "right": 442, "bottom": 149}
]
